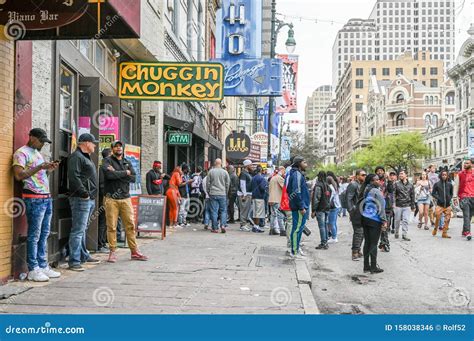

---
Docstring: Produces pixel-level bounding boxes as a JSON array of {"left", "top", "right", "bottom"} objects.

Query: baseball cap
[
  {"left": 78, "top": 133, "right": 99, "bottom": 143},
  {"left": 243, "top": 160, "right": 252, "bottom": 166},
  {"left": 29, "top": 128, "right": 52, "bottom": 143},
  {"left": 111, "top": 140, "right": 124, "bottom": 148},
  {"left": 292, "top": 155, "right": 305, "bottom": 165}
]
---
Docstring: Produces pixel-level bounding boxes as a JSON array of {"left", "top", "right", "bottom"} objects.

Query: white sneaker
[
  {"left": 295, "top": 252, "right": 306, "bottom": 260},
  {"left": 240, "top": 225, "right": 251, "bottom": 232},
  {"left": 327, "top": 238, "right": 338, "bottom": 244},
  {"left": 298, "top": 248, "right": 306, "bottom": 256},
  {"left": 27, "top": 269, "right": 49, "bottom": 282},
  {"left": 41, "top": 267, "right": 61, "bottom": 279}
]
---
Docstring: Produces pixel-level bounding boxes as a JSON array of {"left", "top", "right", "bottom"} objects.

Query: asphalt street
[{"left": 303, "top": 214, "right": 473, "bottom": 314}]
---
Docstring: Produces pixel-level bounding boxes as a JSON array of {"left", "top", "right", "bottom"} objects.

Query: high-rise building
[
  {"left": 305, "top": 85, "right": 333, "bottom": 141},
  {"left": 317, "top": 101, "right": 337, "bottom": 165},
  {"left": 333, "top": 0, "right": 456, "bottom": 88},
  {"left": 335, "top": 51, "right": 444, "bottom": 163}
]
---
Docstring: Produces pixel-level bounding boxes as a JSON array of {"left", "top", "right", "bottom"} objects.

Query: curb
[{"left": 295, "top": 259, "right": 320, "bottom": 314}]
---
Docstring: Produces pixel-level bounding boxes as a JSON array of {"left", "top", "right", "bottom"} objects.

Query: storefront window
[
  {"left": 95, "top": 42, "right": 105, "bottom": 75},
  {"left": 60, "top": 65, "right": 75, "bottom": 132}
]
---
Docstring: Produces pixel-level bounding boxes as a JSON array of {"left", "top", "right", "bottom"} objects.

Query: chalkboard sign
[{"left": 137, "top": 195, "right": 167, "bottom": 239}]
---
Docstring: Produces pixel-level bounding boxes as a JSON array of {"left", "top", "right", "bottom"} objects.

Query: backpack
[
  {"left": 315, "top": 182, "right": 332, "bottom": 211},
  {"left": 340, "top": 190, "right": 348, "bottom": 209}
]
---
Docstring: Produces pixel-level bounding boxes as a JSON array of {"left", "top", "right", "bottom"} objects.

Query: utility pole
[{"left": 267, "top": 0, "right": 277, "bottom": 167}]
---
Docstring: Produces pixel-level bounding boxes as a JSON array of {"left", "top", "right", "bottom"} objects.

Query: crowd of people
[{"left": 13, "top": 128, "right": 474, "bottom": 283}]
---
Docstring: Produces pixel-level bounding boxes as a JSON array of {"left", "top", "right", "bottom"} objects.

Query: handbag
[{"left": 280, "top": 184, "right": 290, "bottom": 211}]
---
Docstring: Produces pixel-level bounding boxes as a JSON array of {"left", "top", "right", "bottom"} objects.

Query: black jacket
[
  {"left": 311, "top": 180, "right": 331, "bottom": 213},
  {"left": 102, "top": 155, "right": 136, "bottom": 199},
  {"left": 394, "top": 180, "right": 415, "bottom": 209},
  {"left": 229, "top": 172, "right": 240, "bottom": 195},
  {"left": 146, "top": 170, "right": 166, "bottom": 195},
  {"left": 68, "top": 149, "right": 98, "bottom": 199},
  {"left": 346, "top": 181, "right": 361, "bottom": 212},
  {"left": 432, "top": 180, "right": 453, "bottom": 208}
]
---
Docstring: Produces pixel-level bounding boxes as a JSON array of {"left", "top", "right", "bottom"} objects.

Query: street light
[{"left": 267, "top": 0, "right": 296, "bottom": 167}]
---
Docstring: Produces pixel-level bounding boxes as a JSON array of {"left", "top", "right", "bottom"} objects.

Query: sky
[{"left": 273, "top": 0, "right": 474, "bottom": 126}]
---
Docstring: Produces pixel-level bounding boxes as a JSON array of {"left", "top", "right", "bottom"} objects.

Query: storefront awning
[
  {"left": 164, "top": 116, "right": 194, "bottom": 132},
  {"left": 8, "top": 0, "right": 140, "bottom": 40},
  {"left": 208, "top": 135, "right": 223, "bottom": 150}
]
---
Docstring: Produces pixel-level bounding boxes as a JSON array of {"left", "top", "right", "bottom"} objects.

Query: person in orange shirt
[{"left": 166, "top": 166, "right": 183, "bottom": 229}]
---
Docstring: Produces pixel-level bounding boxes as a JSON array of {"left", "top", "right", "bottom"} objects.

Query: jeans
[
  {"left": 349, "top": 209, "right": 364, "bottom": 251},
  {"left": 316, "top": 211, "right": 329, "bottom": 245},
  {"left": 460, "top": 197, "right": 474, "bottom": 233},
  {"left": 282, "top": 210, "right": 292, "bottom": 247},
  {"left": 25, "top": 198, "right": 53, "bottom": 271},
  {"left": 394, "top": 206, "right": 411, "bottom": 236},
  {"left": 270, "top": 203, "right": 285, "bottom": 232},
  {"left": 178, "top": 197, "right": 190, "bottom": 225},
  {"left": 290, "top": 210, "right": 308, "bottom": 255},
  {"left": 210, "top": 195, "right": 227, "bottom": 230},
  {"left": 203, "top": 198, "right": 212, "bottom": 226},
  {"left": 238, "top": 195, "right": 252, "bottom": 226},
  {"left": 68, "top": 197, "right": 95, "bottom": 267},
  {"left": 328, "top": 207, "right": 340, "bottom": 240}
]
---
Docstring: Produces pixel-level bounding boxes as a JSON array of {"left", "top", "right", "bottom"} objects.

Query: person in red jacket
[{"left": 454, "top": 158, "right": 474, "bottom": 240}]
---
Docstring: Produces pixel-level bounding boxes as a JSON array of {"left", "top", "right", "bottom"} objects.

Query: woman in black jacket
[{"left": 359, "top": 174, "right": 388, "bottom": 274}]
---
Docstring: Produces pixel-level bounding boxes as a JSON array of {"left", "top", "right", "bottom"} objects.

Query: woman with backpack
[{"left": 359, "top": 174, "right": 387, "bottom": 274}]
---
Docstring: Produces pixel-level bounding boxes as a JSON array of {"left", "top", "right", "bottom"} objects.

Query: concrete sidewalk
[{"left": 0, "top": 225, "right": 316, "bottom": 314}]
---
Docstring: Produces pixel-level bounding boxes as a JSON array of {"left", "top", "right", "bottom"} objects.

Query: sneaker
[
  {"left": 370, "top": 267, "right": 384, "bottom": 274},
  {"left": 363, "top": 267, "right": 371, "bottom": 273},
  {"left": 85, "top": 257, "right": 101, "bottom": 264},
  {"left": 68, "top": 264, "right": 85, "bottom": 272},
  {"left": 239, "top": 225, "right": 251, "bottom": 232},
  {"left": 107, "top": 251, "right": 117, "bottom": 263},
  {"left": 298, "top": 248, "right": 306, "bottom": 256},
  {"left": 183, "top": 223, "right": 191, "bottom": 228},
  {"left": 424, "top": 225, "right": 430, "bottom": 230},
  {"left": 252, "top": 227, "right": 265, "bottom": 233},
  {"left": 269, "top": 229, "right": 279, "bottom": 236},
  {"left": 211, "top": 229, "right": 219, "bottom": 234},
  {"left": 203, "top": 225, "right": 209, "bottom": 230},
  {"left": 27, "top": 269, "right": 49, "bottom": 282},
  {"left": 131, "top": 251, "right": 149, "bottom": 261},
  {"left": 221, "top": 227, "right": 227, "bottom": 234},
  {"left": 402, "top": 235, "right": 411, "bottom": 241},
  {"left": 327, "top": 238, "right": 338, "bottom": 244},
  {"left": 294, "top": 252, "right": 306, "bottom": 260},
  {"left": 280, "top": 230, "right": 287, "bottom": 237},
  {"left": 97, "top": 247, "right": 109, "bottom": 253},
  {"left": 466, "top": 232, "right": 472, "bottom": 241},
  {"left": 394, "top": 233, "right": 399, "bottom": 239},
  {"left": 315, "top": 243, "right": 329, "bottom": 250},
  {"left": 41, "top": 267, "right": 61, "bottom": 279},
  {"left": 390, "top": 228, "right": 395, "bottom": 234}
]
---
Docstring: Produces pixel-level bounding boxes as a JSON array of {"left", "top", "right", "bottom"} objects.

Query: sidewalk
[{"left": 0, "top": 224, "right": 313, "bottom": 314}]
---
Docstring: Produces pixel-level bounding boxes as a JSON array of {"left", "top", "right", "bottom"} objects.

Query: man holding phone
[{"left": 13, "top": 128, "right": 60, "bottom": 282}]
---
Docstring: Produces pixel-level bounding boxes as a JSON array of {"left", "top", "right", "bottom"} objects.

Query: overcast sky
[{"left": 273, "top": 0, "right": 473, "bottom": 126}]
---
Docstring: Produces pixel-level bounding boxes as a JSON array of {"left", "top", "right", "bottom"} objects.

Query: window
[
  {"left": 106, "top": 54, "right": 116, "bottom": 85},
  {"left": 355, "top": 80, "right": 363, "bottom": 89},
  {"left": 444, "top": 137, "right": 448, "bottom": 156},
  {"left": 450, "top": 136, "right": 454, "bottom": 154},
  {"left": 371, "top": 68, "right": 377, "bottom": 75},
  {"left": 422, "top": 67, "right": 426, "bottom": 75},
  {"left": 413, "top": 67, "right": 418, "bottom": 75},
  {"left": 432, "top": 114, "right": 438, "bottom": 127},
  {"left": 425, "top": 115, "right": 431, "bottom": 128},
  {"left": 430, "top": 67, "right": 438, "bottom": 75},
  {"left": 356, "top": 68, "right": 363, "bottom": 76},
  {"left": 382, "top": 68, "right": 390, "bottom": 76},
  {"left": 395, "top": 113, "right": 406, "bottom": 126},
  {"left": 433, "top": 141, "right": 437, "bottom": 157},
  {"left": 95, "top": 42, "right": 105, "bottom": 74},
  {"left": 395, "top": 93, "right": 405, "bottom": 103},
  {"left": 396, "top": 68, "right": 403, "bottom": 75},
  {"left": 445, "top": 92, "right": 454, "bottom": 105},
  {"left": 356, "top": 103, "right": 363, "bottom": 111},
  {"left": 59, "top": 65, "right": 75, "bottom": 132},
  {"left": 79, "top": 40, "right": 92, "bottom": 60},
  {"left": 430, "top": 79, "right": 438, "bottom": 88},
  {"left": 122, "top": 113, "right": 133, "bottom": 145}
]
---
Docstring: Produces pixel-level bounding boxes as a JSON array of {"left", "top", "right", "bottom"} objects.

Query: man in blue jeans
[
  {"left": 287, "top": 156, "right": 310, "bottom": 259},
  {"left": 67, "top": 133, "right": 101, "bottom": 271},
  {"left": 206, "top": 159, "right": 230, "bottom": 233},
  {"left": 13, "top": 128, "right": 60, "bottom": 282}
]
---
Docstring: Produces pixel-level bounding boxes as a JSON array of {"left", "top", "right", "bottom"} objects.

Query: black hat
[
  {"left": 78, "top": 133, "right": 99, "bottom": 143},
  {"left": 111, "top": 140, "right": 124, "bottom": 148},
  {"left": 29, "top": 128, "right": 52, "bottom": 144}
]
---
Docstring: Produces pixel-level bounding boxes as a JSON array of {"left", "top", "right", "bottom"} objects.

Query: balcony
[
  {"left": 386, "top": 125, "right": 410, "bottom": 135},
  {"left": 386, "top": 102, "right": 408, "bottom": 113}
]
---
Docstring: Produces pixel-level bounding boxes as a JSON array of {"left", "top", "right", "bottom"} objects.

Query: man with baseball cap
[
  {"left": 12, "top": 128, "right": 60, "bottom": 282},
  {"left": 67, "top": 133, "right": 101, "bottom": 271},
  {"left": 102, "top": 140, "right": 148, "bottom": 262}
]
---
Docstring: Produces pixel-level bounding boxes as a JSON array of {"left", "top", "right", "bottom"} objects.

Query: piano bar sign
[{"left": 119, "top": 62, "right": 224, "bottom": 102}]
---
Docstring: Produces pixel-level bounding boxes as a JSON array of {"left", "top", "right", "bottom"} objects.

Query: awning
[
  {"left": 15, "top": 0, "right": 140, "bottom": 40},
  {"left": 208, "top": 135, "right": 223, "bottom": 150},
  {"left": 164, "top": 116, "right": 194, "bottom": 133}
]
